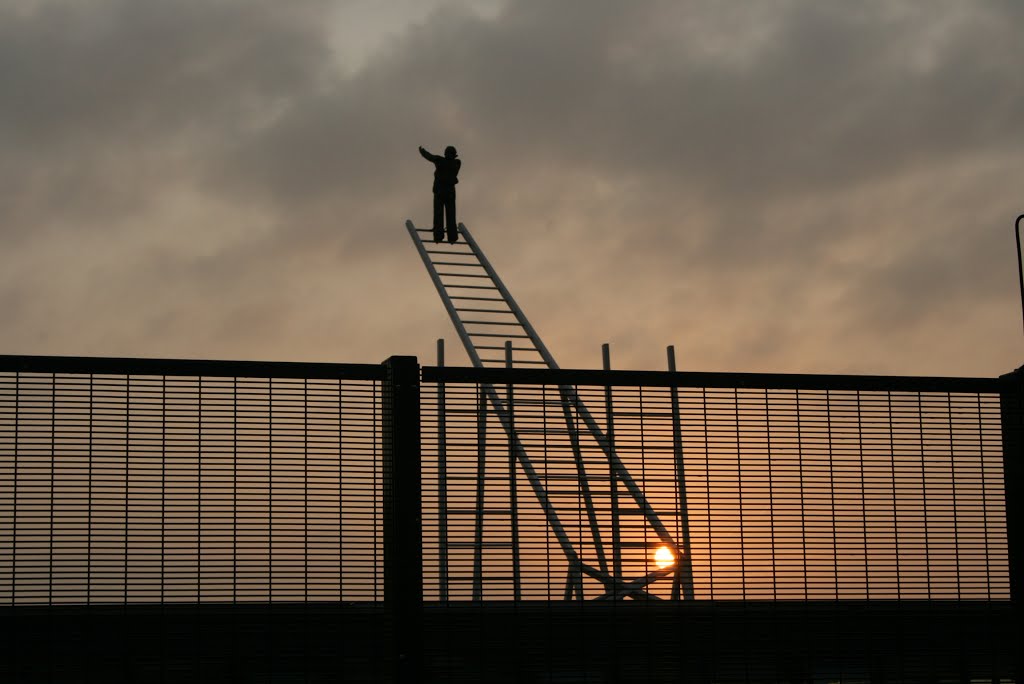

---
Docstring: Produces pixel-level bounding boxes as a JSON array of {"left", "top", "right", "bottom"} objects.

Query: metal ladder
[{"left": 407, "top": 220, "right": 694, "bottom": 600}]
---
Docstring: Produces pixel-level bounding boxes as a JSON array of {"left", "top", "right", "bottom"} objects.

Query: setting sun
[{"left": 654, "top": 546, "right": 675, "bottom": 569}]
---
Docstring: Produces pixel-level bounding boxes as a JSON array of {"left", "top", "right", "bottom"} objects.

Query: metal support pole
[
  {"left": 559, "top": 386, "right": 609, "bottom": 575},
  {"left": 603, "top": 344, "right": 623, "bottom": 581},
  {"left": 667, "top": 346, "right": 696, "bottom": 601},
  {"left": 1016, "top": 214, "right": 1024, "bottom": 338},
  {"left": 506, "top": 342, "right": 522, "bottom": 601},
  {"left": 437, "top": 340, "right": 448, "bottom": 602},
  {"left": 382, "top": 355, "right": 423, "bottom": 681}
]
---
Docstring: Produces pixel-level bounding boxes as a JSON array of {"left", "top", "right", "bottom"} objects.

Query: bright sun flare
[{"left": 654, "top": 546, "right": 675, "bottom": 569}]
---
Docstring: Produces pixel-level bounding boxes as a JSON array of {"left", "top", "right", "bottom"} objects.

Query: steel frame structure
[{"left": 407, "top": 220, "right": 693, "bottom": 599}]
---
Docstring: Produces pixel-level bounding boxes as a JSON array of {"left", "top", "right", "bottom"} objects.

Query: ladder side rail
[
  {"left": 504, "top": 343, "right": 522, "bottom": 601},
  {"left": 437, "top": 340, "right": 449, "bottom": 602},
  {"left": 458, "top": 223, "right": 676, "bottom": 546},
  {"left": 412, "top": 220, "right": 679, "bottom": 591},
  {"left": 580, "top": 562, "right": 669, "bottom": 601},
  {"left": 407, "top": 221, "right": 486, "bottom": 368},
  {"left": 458, "top": 223, "right": 562, "bottom": 370},
  {"left": 559, "top": 383, "right": 677, "bottom": 547},
  {"left": 603, "top": 345, "right": 623, "bottom": 580},
  {"left": 557, "top": 386, "right": 609, "bottom": 575},
  {"left": 481, "top": 383, "right": 581, "bottom": 568}
]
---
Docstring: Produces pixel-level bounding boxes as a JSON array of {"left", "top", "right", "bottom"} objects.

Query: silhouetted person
[{"left": 419, "top": 145, "right": 461, "bottom": 243}]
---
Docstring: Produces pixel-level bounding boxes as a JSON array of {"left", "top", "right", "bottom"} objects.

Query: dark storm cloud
[
  {"left": 206, "top": 0, "right": 1024, "bottom": 255},
  {"left": 0, "top": 0, "right": 330, "bottom": 231},
  {"left": 1, "top": 0, "right": 1021, "bottom": 374}
]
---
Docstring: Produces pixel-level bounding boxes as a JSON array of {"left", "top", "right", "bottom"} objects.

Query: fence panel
[
  {"left": 0, "top": 357, "right": 385, "bottom": 605},
  {"left": 421, "top": 367, "right": 1010, "bottom": 603},
  {"left": 0, "top": 356, "right": 1016, "bottom": 682}
]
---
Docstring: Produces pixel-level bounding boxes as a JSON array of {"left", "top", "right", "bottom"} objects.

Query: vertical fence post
[
  {"left": 999, "top": 368, "right": 1024, "bottom": 616},
  {"left": 382, "top": 355, "right": 423, "bottom": 681},
  {"left": 602, "top": 344, "right": 623, "bottom": 582},
  {"left": 667, "top": 346, "right": 696, "bottom": 601},
  {"left": 436, "top": 340, "right": 448, "bottom": 603},
  {"left": 506, "top": 341, "right": 522, "bottom": 601}
]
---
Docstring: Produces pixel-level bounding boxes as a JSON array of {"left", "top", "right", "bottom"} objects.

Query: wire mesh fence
[
  {"left": 421, "top": 366, "right": 1010, "bottom": 604},
  {"left": 0, "top": 357, "right": 385, "bottom": 605},
  {"left": 0, "top": 355, "right": 1017, "bottom": 682}
]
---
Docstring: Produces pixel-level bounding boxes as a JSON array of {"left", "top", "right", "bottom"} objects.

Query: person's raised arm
[{"left": 419, "top": 146, "right": 441, "bottom": 162}]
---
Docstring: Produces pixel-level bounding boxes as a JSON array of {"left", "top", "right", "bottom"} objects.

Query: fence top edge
[
  {"left": 422, "top": 365, "right": 1001, "bottom": 394},
  {"left": 0, "top": 354, "right": 1004, "bottom": 393},
  {"left": 0, "top": 354, "right": 387, "bottom": 381}
]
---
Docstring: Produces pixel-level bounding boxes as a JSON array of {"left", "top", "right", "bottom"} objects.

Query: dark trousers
[{"left": 433, "top": 189, "right": 457, "bottom": 242}]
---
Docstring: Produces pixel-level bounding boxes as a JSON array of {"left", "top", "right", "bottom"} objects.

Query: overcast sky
[{"left": 1, "top": 0, "right": 1022, "bottom": 376}]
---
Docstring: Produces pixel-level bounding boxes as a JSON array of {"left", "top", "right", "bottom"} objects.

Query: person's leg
[
  {"left": 445, "top": 192, "right": 457, "bottom": 243},
  {"left": 433, "top": 193, "right": 444, "bottom": 242}
]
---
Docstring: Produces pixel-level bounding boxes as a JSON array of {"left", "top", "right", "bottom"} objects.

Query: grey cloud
[
  {"left": 0, "top": 0, "right": 331, "bottom": 230},
  {"left": 0, "top": 0, "right": 1021, "bottom": 376}
]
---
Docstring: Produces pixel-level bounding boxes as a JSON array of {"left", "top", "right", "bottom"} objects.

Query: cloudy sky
[{"left": 2, "top": 0, "right": 1022, "bottom": 376}]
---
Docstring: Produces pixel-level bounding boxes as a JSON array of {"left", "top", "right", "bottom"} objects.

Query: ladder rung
[
  {"left": 437, "top": 272, "right": 492, "bottom": 279},
  {"left": 432, "top": 261, "right": 484, "bottom": 267},
  {"left": 445, "top": 284, "right": 499, "bottom": 291},
  {"left": 425, "top": 248, "right": 474, "bottom": 255},
  {"left": 451, "top": 296, "right": 504, "bottom": 302},
  {"left": 469, "top": 332, "right": 530, "bottom": 339},
  {"left": 424, "top": 243, "right": 472, "bottom": 249},
  {"left": 455, "top": 308, "right": 514, "bottom": 314},
  {"left": 461, "top": 320, "right": 522, "bottom": 326},
  {"left": 476, "top": 345, "right": 538, "bottom": 352}
]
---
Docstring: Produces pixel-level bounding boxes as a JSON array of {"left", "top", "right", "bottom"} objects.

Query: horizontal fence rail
[
  {"left": 0, "top": 355, "right": 385, "bottom": 605},
  {"left": 421, "top": 366, "right": 1010, "bottom": 602}
]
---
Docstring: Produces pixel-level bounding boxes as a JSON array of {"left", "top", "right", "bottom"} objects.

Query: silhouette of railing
[
  {"left": 0, "top": 355, "right": 387, "bottom": 605},
  {"left": 421, "top": 365, "right": 1011, "bottom": 603},
  {"left": 0, "top": 353, "right": 1019, "bottom": 682}
]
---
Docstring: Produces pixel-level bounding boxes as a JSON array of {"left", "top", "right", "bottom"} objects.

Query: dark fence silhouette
[
  {"left": 0, "top": 356, "right": 386, "bottom": 605},
  {"left": 423, "top": 366, "right": 1009, "bottom": 603},
  {"left": 0, "top": 354, "right": 1019, "bottom": 682}
]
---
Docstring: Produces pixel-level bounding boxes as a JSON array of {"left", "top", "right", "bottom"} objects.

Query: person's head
[{"left": 444, "top": 145, "right": 458, "bottom": 159}]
